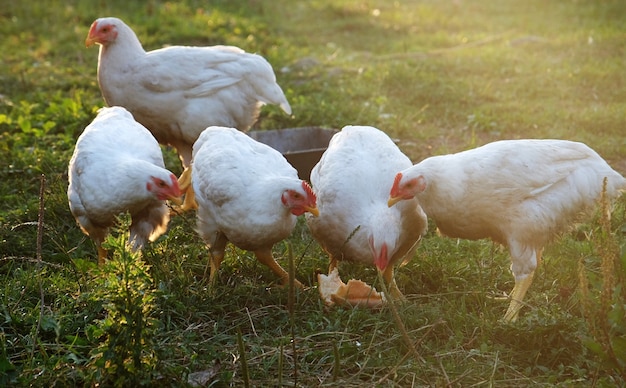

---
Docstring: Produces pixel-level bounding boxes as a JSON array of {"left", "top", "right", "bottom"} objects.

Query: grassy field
[{"left": 1, "top": 0, "right": 625, "bottom": 386}]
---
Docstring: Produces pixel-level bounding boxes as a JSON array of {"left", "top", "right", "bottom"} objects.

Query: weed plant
[
  {"left": 85, "top": 235, "right": 159, "bottom": 387},
  {"left": 579, "top": 180, "right": 626, "bottom": 382}
]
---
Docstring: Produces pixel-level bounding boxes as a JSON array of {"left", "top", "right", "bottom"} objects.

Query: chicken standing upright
[
  {"left": 68, "top": 107, "right": 182, "bottom": 264},
  {"left": 192, "top": 126, "right": 318, "bottom": 288},
  {"left": 85, "top": 17, "right": 292, "bottom": 211},
  {"left": 306, "top": 126, "right": 428, "bottom": 301},
  {"left": 388, "top": 139, "right": 626, "bottom": 321}
]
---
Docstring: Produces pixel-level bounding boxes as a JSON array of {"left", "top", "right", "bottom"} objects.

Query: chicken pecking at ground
[
  {"left": 192, "top": 126, "right": 318, "bottom": 289},
  {"left": 68, "top": 106, "right": 182, "bottom": 264},
  {"left": 388, "top": 139, "right": 626, "bottom": 322},
  {"left": 306, "top": 125, "right": 428, "bottom": 302},
  {"left": 85, "top": 17, "right": 292, "bottom": 211}
]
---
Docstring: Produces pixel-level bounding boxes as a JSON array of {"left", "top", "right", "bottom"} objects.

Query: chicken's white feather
[
  {"left": 306, "top": 125, "right": 428, "bottom": 299},
  {"left": 192, "top": 126, "right": 317, "bottom": 287},
  {"left": 390, "top": 138, "right": 626, "bottom": 320},
  {"left": 87, "top": 17, "right": 291, "bottom": 170},
  {"left": 67, "top": 106, "right": 180, "bottom": 257}
]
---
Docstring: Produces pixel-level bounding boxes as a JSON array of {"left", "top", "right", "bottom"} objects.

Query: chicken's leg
[
  {"left": 254, "top": 248, "right": 304, "bottom": 288},
  {"left": 171, "top": 167, "right": 198, "bottom": 213},
  {"left": 207, "top": 251, "right": 224, "bottom": 290},
  {"left": 381, "top": 265, "right": 406, "bottom": 302},
  {"left": 206, "top": 232, "right": 228, "bottom": 290},
  {"left": 177, "top": 166, "right": 192, "bottom": 192},
  {"left": 97, "top": 246, "right": 108, "bottom": 266},
  {"left": 328, "top": 257, "right": 338, "bottom": 273},
  {"left": 503, "top": 249, "right": 542, "bottom": 322},
  {"left": 503, "top": 272, "right": 535, "bottom": 322}
]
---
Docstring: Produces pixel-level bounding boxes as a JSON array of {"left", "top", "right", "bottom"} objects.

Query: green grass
[{"left": 1, "top": 0, "right": 626, "bottom": 386}]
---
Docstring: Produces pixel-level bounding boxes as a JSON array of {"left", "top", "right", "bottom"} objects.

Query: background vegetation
[{"left": 1, "top": 0, "right": 625, "bottom": 386}]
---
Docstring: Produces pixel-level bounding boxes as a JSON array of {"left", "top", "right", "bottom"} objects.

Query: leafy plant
[
  {"left": 86, "top": 236, "right": 159, "bottom": 387},
  {"left": 579, "top": 179, "right": 626, "bottom": 384}
]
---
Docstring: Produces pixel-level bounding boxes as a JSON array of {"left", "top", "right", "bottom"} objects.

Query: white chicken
[
  {"left": 192, "top": 126, "right": 318, "bottom": 288},
  {"left": 388, "top": 139, "right": 626, "bottom": 321},
  {"left": 85, "top": 17, "right": 292, "bottom": 211},
  {"left": 306, "top": 125, "right": 428, "bottom": 301},
  {"left": 68, "top": 106, "right": 182, "bottom": 263}
]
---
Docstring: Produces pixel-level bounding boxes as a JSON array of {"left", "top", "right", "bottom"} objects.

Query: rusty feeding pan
[{"left": 249, "top": 127, "right": 337, "bottom": 181}]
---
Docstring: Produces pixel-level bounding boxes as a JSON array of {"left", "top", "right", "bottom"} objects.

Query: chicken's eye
[
  {"left": 152, "top": 178, "right": 167, "bottom": 188},
  {"left": 404, "top": 178, "right": 422, "bottom": 191}
]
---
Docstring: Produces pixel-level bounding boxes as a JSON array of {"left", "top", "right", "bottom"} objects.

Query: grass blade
[{"left": 237, "top": 329, "right": 250, "bottom": 388}]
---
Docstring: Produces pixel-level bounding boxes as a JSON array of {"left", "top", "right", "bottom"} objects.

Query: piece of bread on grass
[{"left": 317, "top": 268, "right": 386, "bottom": 308}]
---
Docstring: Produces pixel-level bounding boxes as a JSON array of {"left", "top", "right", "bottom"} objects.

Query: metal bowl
[{"left": 249, "top": 127, "right": 337, "bottom": 181}]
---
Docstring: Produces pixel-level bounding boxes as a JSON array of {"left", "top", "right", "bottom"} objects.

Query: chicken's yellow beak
[
  {"left": 85, "top": 36, "right": 97, "bottom": 48},
  {"left": 306, "top": 206, "right": 320, "bottom": 217},
  {"left": 387, "top": 196, "right": 402, "bottom": 208}
]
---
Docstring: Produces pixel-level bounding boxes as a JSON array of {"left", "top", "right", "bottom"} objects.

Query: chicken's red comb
[
  {"left": 302, "top": 180, "right": 317, "bottom": 203},
  {"left": 390, "top": 172, "right": 403, "bottom": 197},
  {"left": 89, "top": 20, "right": 98, "bottom": 32}
]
